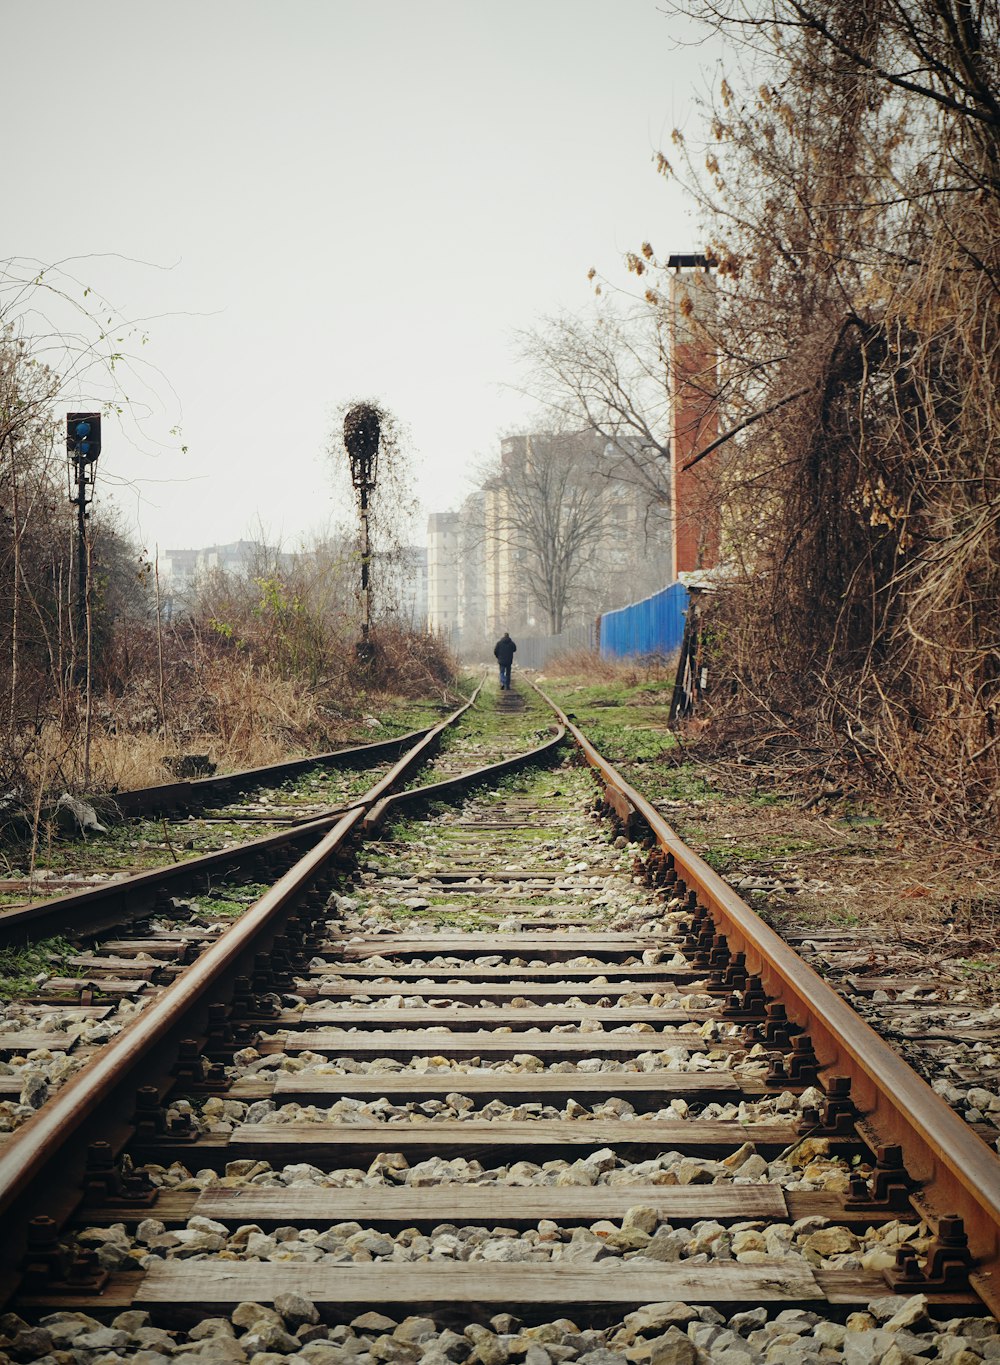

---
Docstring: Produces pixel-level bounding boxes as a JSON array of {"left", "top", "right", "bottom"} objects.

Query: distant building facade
[
  {"left": 455, "top": 491, "right": 487, "bottom": 652},
  {"left": 392, "top": 545, "right": 428, "bottom": 628},
  {"left": 427, "top": 495, "right": 489, "bottom": 649},
  {"left": 426, "top": 512, "right": 460, "bottom": 640},
  {"left": 161, "top": 540, "right": 269, "bottom": 593},
  {"left": 427, "top": 255, "right": 720, "bottom": 658},
  {"left": 159, "top": 540, "right": 288, "bottom": 619}
]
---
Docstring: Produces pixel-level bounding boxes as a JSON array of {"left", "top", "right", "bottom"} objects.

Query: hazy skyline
[{"left": 8, "top": 0, "right": 720, "bottom": 552}]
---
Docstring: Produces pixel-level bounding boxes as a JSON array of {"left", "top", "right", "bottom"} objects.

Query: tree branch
[{"left": 680, "top": 383, "right": 815, "bottom": 471}]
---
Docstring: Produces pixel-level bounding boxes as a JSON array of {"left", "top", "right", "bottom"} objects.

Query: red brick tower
[{"left": 668, "top": 254, "right": 720, "bottom": 579}]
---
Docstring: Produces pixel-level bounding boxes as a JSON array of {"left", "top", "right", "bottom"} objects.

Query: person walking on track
[{"left": 494, "top": 631, "right": 516, "bottom": 689}]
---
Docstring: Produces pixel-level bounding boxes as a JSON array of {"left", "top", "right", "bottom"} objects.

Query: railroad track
[
  {"left": 0, "top": 688, "right": 498, "bottom": 948},
  {"left": 0, "top": 679, "right": 551, "bottom": 1141},
  {"left": 0, "top": 678, "right": 998, "bottom": 1362},
  {"left": 0, "top": 722, "right": 450, "bottom": 917},
  {"left": 0, "top": 680, "right": 561, "bottom": 1136}
]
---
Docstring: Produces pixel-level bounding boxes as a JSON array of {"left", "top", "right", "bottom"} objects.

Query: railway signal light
[
  {"left": 67, "top": 412, "right": 102, "bottom": 463},
  {"left": 66, "top": 411, "right": 103, "bottom": 673}
]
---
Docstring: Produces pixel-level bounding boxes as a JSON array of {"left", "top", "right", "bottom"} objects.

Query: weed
[
  {"left": 194, "top": 882, "right": 269, "bottom": 919},
  {"left": 579, "top": 722, "right": 672, "bottom": 765},
  {"left": 701, "top": 836, "right": 823, "bottom": 873},
  {"left": 0, "top": 889, "right": 59, "bottom": 908},
  {"left": 0, "top": 937, "right": 75, "bottom": 998},
  {"left": 640, "top": 767, "right": 726, "bottom": 804},
  {"left": 699, "top": 848, "right": 731, "bottom": 874}
]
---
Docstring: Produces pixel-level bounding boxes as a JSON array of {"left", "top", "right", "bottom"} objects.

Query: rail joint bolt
[{"left": 885, "top": 1213, "right": 973, "bottom": 1292}]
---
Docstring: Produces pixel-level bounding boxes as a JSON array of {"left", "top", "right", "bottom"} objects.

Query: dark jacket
[{"left": 494, "top": 634, "right": 516, "bottom": 666}]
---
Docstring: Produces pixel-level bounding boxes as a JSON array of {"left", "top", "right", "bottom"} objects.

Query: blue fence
[
  {"left": 599, "top": 580, "right": 689, "bottom": 659},
  {"left": 517, "top": 622, "right": 596, "bottom": 670}
]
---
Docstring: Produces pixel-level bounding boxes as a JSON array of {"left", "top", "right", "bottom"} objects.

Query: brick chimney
[{"left": 668, "top": 254, "right": 720, "bottom": 578}]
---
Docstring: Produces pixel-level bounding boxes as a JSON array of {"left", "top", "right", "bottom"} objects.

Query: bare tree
[
  {"left": 515, "top": 305, "right": 674, "bottom": 509},
  {"left": 681, "top": 0, "right": 1000, "bottom": 189},
  {"left": 485, "top": 431, "right": 610, "bottom": 635}
]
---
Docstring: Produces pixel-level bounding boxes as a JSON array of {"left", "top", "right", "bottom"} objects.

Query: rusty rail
[
  {"left": 11, "top": 679, "right": 997, "bottom": 1315},
  {"left": 112, "top": 724, "right": 441, "bottom": 817},
  {"left": 362, "top": 724, "right": 566, "bottom": 833},
  {"left": 0, "top": 813, "right": 348, "bottom": 947},
  {"left": 0, "top": 805, "right": 366, "bottom": 1300}
]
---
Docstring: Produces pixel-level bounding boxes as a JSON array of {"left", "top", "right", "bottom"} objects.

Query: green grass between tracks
[{"left": 0, "top": 937, "right": 75, "bottom": 998}]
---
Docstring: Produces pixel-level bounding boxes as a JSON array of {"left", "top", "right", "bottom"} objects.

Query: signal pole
[
  {"left": 66, "top": 412, "right": 102, "bottom": 657},
  {"left": 343, "top": 404, "right": 381, "bottom": 662}
]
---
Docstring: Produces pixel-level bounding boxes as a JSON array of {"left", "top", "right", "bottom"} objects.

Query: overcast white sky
[{"left": 7, "top": 0, "right": 721, "bottom": 552}]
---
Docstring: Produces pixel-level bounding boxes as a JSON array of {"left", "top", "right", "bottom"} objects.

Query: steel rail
[
  {"left": 362, "top": 724, "right": 566, "bottom": 832},
  {"left": 112, "top": 723, "right": 441, "bottom": 817},
  {"left": 0, "top": 813, "right": 348, "bottom": 948},
  {"left": 0, "top": 804, "right": 366, "bottom": 1297},
  {"left": 355, "top": 678, "right": 484, "bottom": 810},
  {"left": 534, "top": 681, "right": 1000, "bottom": 1315},
  {"left": 9, "top": 680, "right": 993, "bottom": 1318}
]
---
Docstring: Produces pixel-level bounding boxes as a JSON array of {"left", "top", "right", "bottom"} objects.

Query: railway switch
[{"left": 3, "top": 674, "right": 999, "bottom": 1328}]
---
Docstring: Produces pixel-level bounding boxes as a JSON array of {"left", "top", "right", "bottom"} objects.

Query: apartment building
[
  {"left": 426, "top": 511, "right": 460, "bottom": 640},
  {"left": 427, "top": 431, "right": 672, "bottom": 654}
]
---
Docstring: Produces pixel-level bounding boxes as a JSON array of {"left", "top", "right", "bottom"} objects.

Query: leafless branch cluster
[
  {"left": 484, "top": 432, "right": 611, "bottom": 636},
  {"left": 657, "top": 0, "right": 1000, "bottom": 831},
  {"left": 515, "top": 309, "right": 673, "bottom": 509}
]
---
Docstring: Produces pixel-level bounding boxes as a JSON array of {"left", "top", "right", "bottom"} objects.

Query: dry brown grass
[
  {"left": 4, "top": 620, "right": 457, "bottom": 814},
  {"left": 540, "top": 649, "right": 677, "bottom": 686},
  {"left": 14, "top": 678, "right": 335, "bottom": 797}
]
